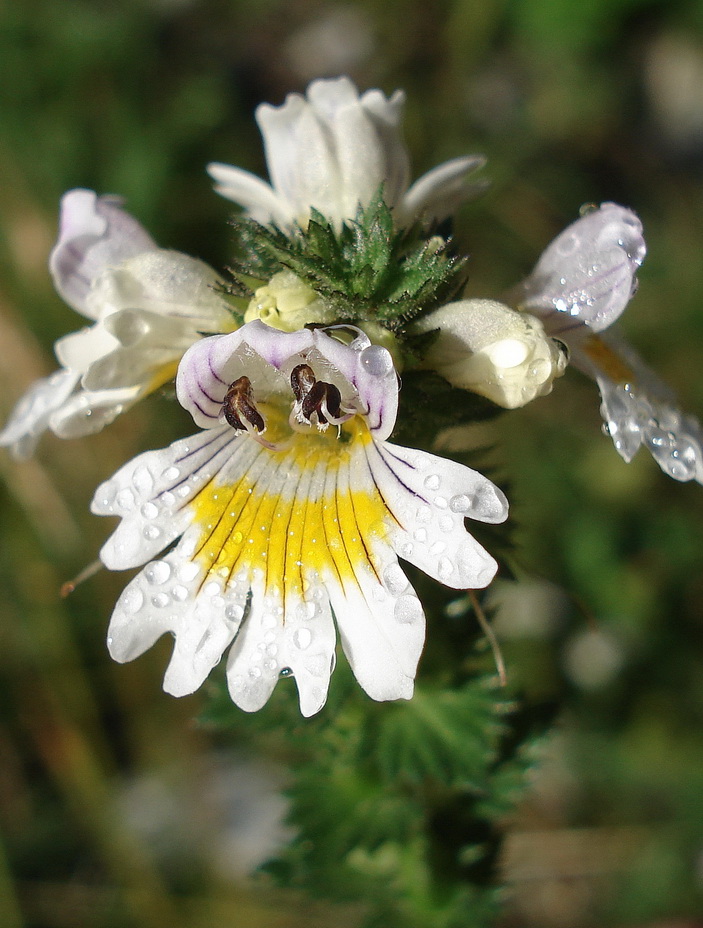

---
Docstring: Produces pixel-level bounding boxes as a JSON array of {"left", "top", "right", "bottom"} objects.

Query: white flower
[
  {"left": 0, "top": 190, "right": 234, "bottom": 456},
  {"left": 208, "top": 76, "right": 485, "bottom": 231},
  {"left": 515, "top": 202, "right": 703, "bottom": 482},
  {"left": 414, "top": 299, "right": 567, "bottom": 409},
  {"left": 92, "top": 321, "right": 508, "bottom": 717}
]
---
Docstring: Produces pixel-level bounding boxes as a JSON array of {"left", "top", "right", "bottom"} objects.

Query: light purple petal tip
[
  {"left": 49, "top": 189, "right": 156, "bottom": 317},
  {"left": 519, "top": 202, "right": 646, "bottom": 336}
]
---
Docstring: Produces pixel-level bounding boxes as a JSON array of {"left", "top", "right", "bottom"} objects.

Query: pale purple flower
[
  {"left": 516, "top": 202, "right": 703, "bottom": 482},
  {"left": 0, "top": 190, "right": 233, "bottom": 456}
]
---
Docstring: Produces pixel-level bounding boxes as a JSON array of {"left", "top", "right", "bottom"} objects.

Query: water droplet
[
  {"left": 141, "top": 502, "right": 159, "bottom": 520},
  {"left": 151, "top": 592, "right": 170, "bottom": 608},
  {"left": 177, "top": 485, "right": 191, "bottom": 498},
  {"left": 424, "top": 474, "right": 440, "bottom": 491},
  {"left": 430, "top": 541, "right": 446, "bottom": 556},
  {"left": 279, "top": 667, "right": 294, "bottom": 677},
  {"left": 383, "top": 563, "right": 407, "bottom": 595},
  {"left": 449, "top": 494, "right": 472, "bottom": 513},
  {"left": 117, "top": 489, "right": 136, "bottom": 511},
  {"left": 133, "top": 465, "right": 154, "bottom": 495},
  {"left": 434, "top": 496, "right": 448, "bottom": 509},
  {"left": 204, "top": 581, "right": 220, "bottom": 597},
  {"left": 415, "top": 504, "right": 432, "bottom": 523},
  {"left": 121, "top": 586, "right": 144, "bottom": 615},
  {"left": 360, "top": 345, "right": 394, "bottom": 377},
  {"left": 231, "top": 531, "right": 243, "bottom": 544},
  {"left": 439, "top": 515, "right": 454, "bottom": 533},
  {"left": 294, "top": 627, "right": 313, "bottom": 650},
  {"left": 399, "top": 542, "right": 414, "bottom": 558},
  {"left": 225, "top": 603, "right": 244, "bottom": 622},
  {"left": 142, "top": 525, "right": 161, "bottom": 540},
  {"left": 413, "top": 527, "right": 428, "bottom": 543},
  {"left": 437, "top": 557, "right": 454, "bottom": 580},
  {"left": 395, "top": 595, "right": 423, "bottom": 624},
  {"left": 172, "top": 585, "right": 189, "bottom": 602},
  {"left": 160, "top": 491, "right": 176, "bottom": 507},
  {"left": 211, "top": 595, "right": 225, "bottom": 609},
  {"left": 162, "top": 466, "right": 181, "bottom": 481},
  {"left": 304, "top": 653, "right": 327, "bottom": 677},
  {"left": 177, "top": 561, "right": 200, "bottom": 582},
  {"left": 144, "top": 560, "right": 171, "bottom": 585}
]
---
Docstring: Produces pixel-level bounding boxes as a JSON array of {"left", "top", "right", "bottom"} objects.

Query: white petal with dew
[
  {"left": 0, "top": 369, "right": 80, "bottom": 458},
  {"left": 366, "top": 440, "right": 507, "bottom": 589},
  {"left": 92, "top": 426, "right": 242, "bottom": 569},
  {"left": 226, "top": 576, "right": 337, "bottom": 717}
]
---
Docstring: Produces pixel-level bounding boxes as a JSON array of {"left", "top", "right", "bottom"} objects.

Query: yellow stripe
[{"left": 189, "top": 417, "right": 390, "bottom": 602}]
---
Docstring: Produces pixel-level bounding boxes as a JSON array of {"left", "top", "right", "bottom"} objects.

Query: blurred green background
[{"left": 2, "top": 0, "right": 703, "bottom": 926}]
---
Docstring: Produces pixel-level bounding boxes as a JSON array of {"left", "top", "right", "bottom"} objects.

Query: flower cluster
[{"left": 3, "top": 77, "right": 701, "bottom": 715}]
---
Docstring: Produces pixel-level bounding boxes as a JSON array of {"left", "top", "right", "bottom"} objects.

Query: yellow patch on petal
[
  {"left": 582, "top": 334, "right": 634, "bottom": 385},
  {"left": 190, "top": 417, "right": 390, "bottom": 608}
]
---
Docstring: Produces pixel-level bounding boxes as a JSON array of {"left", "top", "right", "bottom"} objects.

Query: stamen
[
  {"left": 60, "top": 559, "right": 104, "bottom": 598},
  {"left": 223, "top": 376, "right": 265, "bottom": 433}
]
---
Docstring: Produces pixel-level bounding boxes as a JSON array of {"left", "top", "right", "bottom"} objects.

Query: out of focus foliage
[{"left": 2, "top": 1, "right": 703, "bottom": 926}]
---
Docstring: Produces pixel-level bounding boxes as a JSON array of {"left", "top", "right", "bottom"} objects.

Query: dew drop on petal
[
  {"left": 142, "top": 525, "right": 161, "bottom": 540},
  {"left": 133, "top": 465, "right": 154, "bottom": 495},
  {"left": 294, "top": 627, "right": 313, "bottom": 650},
  {"left": 160, "top": 491, "right": 176, "bottom": 507},
  {"left": 415, "top": 504, "right": 432, "bottom": 523},
  {"left": 304, "top": 653, "right": 327, "bottom": 677},
  {"left": 450, "top": 494, "right": 472, "bottom": 513},
  {"left": 225, "top": 603, "right": 244, "bottom": 623},
  {"left": 382, "top": 563, "right": 407, "bottom": 595},
  {"left": 430, "top": 541, "right": 446, "bottom": 556},
  {"left": 279, "top": 666, "right": 294, "bottom": 677},
  {"left": 437, "top": 557, "right": 454, "bottom": 581},
  {"left": 434, "top": 496, "right": 448, "bottom": 509},
  {"left": 439, "top": 515, "right": 454, "bottom": 533},
  {"left": 360, "top": 344, "right": 394, "bottom": 376},
  {"left": 117, "top": 489, "right": 136, "bottom": 511},
  {"left": 394, "top": 595, "right": 423, "bottom": 624},
  {"left": 172, "top": 585, "right": 189, "bottom": 602},
  {"left": 121, "top": 587, "right": 144, "bottom": 615},
  {"left": 177, "top": 485, "right": 191, "bottom": 498},
  {"left": 141, "top": 502, "right": 159, "bottom": 520},
  {"left": 399, "top": 542, "right": 414, "bottom": 558},
  {"left": 413, "top": 527, "right": 428, "bottom": 543},
  {"left": 144, "top": 560, "right": 171, "bottom": 585},
  {"left": 423, "top": 473, "right": 441, "bottom": 491},
  {"left": 151, "top": 592, "right": 171, "bottom": 608},
  {"left": 162, "top": 466, "right": 181, "bottom": 481},
  {"left": 177, "top": 561, "right": 200, "bottom": 582}
]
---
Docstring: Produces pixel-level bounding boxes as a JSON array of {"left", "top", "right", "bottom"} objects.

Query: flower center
[{"left": 222, "top": 362, "right": 357, "bottom": 447}]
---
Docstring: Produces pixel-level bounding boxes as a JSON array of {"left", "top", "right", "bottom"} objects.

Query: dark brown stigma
[{"left": 222, "top": 376, "right": 265, "bottom": 433}]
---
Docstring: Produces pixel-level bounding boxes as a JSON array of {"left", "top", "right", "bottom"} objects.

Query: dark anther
[
  {"left": 290, "top": 364, "right": 317, "bottom": 403},
  {"left": 301, "top": 380, "right": 342, "bottom": 425},
  {"left": 222, "top": 376, "right": 265, "bottom": 432}
]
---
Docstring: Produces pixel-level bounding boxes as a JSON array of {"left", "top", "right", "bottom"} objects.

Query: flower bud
[
  {"left": 244, "top": 270, "right": 336, "bottom": 331},
  {"left": 415, "top": 299, "right": 568, "bottom": 409}
]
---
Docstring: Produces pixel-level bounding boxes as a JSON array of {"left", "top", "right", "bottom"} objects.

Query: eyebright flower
[
  {"left": 413, "top": 298, "right": 568, "bottom": 409},
  {"left": 208, "top": 76, "right": 486, "bottom": 231},
  {"left": 92, "top": 321, "right": 508, "bottom": 717},
  {"left": 516, "top": 202, "right": 703, "bottom": 482},
  {"left": 0, "top": 190, "right": 234, "bottom": 456}
]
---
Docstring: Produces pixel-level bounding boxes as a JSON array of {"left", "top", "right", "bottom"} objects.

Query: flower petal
[
  {"left": 92, "top": 426, "right": 241, "bottom": 569},
  {"left": 518, "top": 202, "right": 646, "bottom": 335},
  {"left": 206, "top": 162, "right": 293, "bottom": 227},
  {"left": 49, "top": 189, "right": 156, "bottom": 317},
  {"left": 0, "top": 369, "right": 80, "bottom": 458},
  {"left": 365, "top": 440, "right": 508, "bottom": 589},
  {"left": 399, "top": 155, "right": 487, "bottom": 226},
  {"left": 573, "top": 333, "right": 703, "bottom": 482}
]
